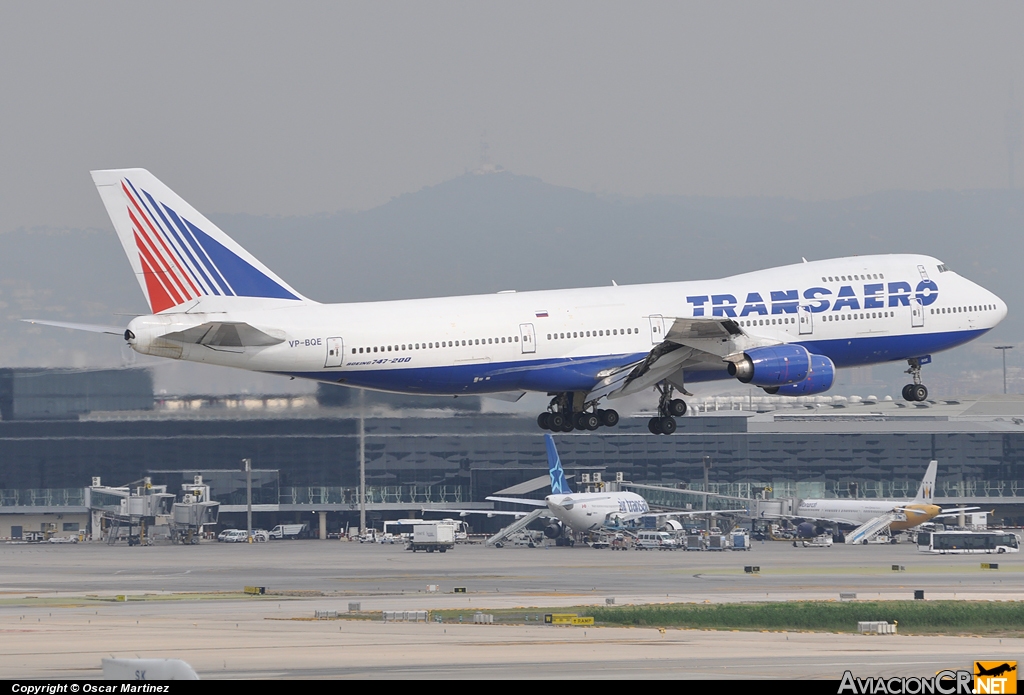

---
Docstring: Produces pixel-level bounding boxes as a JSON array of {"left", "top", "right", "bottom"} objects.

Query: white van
[{"left": 635, "top": 531, "right": 679, "bottom": 550}]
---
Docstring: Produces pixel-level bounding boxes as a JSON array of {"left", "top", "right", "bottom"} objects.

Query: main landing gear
[
  {"left": 647, "top": 382, "right": 687, "bottom": 435},
  {"left": 537, "top": 392, "right": 619, "bottom": 432},
  {"left": 901, "top": 358, "right": 929, "bottom": 402}
]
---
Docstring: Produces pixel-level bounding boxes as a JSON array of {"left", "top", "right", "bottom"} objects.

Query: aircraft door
[
  {"left": 649, "top": 314, "right": 665, "bottom": 344},
  {"left": 325, "top": 337, "right": 344, "bottom": 367},
  {"left": 910, "top": 298, "right": 924, "bottom": 328},
  {"left": 798, "top": 305, "right": 813, "bottom": 335},
  {"left": 519, "top": 323, "right": 536, "bottom": 354}
]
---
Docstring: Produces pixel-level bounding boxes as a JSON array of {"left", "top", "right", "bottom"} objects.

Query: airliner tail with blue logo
[{"left": 27, "top": 169, "right": 1008, "bottom": 435}]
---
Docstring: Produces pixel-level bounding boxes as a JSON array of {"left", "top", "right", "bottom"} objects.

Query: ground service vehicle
[
  {"left": 407, "top": 524, "right": 455, "bottom": 553},
  {"left": 269, "top": 524, "right": 308, "bottom": 539},
  {"left": 635, "top": 531, "right": 679, "bottom": 550}
]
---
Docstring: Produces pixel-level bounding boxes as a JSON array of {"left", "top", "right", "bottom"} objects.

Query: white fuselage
[
  {"left": 796, "top": 499, "right": 940, "bottom": 530},
  {"left": 126, "top": 254, "right": 1006, "bottom": 397},
  {"left": 545, "top": 491, "right": 650, "bottom": 532}
]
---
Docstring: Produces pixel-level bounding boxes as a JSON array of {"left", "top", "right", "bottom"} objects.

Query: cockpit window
[{"left": 937, "top": 264, "right": 951, "bottom": 273}]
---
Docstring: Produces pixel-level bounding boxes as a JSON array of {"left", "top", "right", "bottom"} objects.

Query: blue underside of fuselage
[{"left": 279, "top": 328, "right": 989, "bottom": 395}]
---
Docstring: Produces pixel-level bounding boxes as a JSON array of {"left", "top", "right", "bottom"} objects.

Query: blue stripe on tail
[{"left": 545, "top": 434, "right": 572, "bottom": 495}]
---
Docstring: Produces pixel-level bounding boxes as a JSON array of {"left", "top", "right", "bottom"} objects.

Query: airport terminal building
[{"left": 2, "top": 369, "right": 1024, "bottom": 538}]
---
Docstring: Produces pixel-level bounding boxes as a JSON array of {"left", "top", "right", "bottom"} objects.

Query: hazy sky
[{"left": 1, "top": 2, "right": 1022, "bottom": 233}]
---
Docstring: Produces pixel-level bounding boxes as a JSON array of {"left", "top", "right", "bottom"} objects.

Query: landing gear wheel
[
  {"left": 903, "top": 358, "right": 928, "bottom": 402},
  {"left": 537, "top": 412, "right": 551, "bottom": 430},
  {"left": 599, "top": 409, "right": 619, "bottom": 427},
  {"left": 659, "top": 416, "right": 677, "bottom": 434},
  {"left": 574, "top": 412, "right": 588, "bottom": 430},
  {"left": 549, "top": 413, "right": 565, "bottom": 429},
  {"left": 648, "top": 417, "right": 663, "bottom": 434},
  {"left": 560, "top": 418, "right": 575, "bottom": 432},
  {"left": 581, "top": 413, "right": 600, "bottom": 431},
  {"left": 668, "top": 399, "right": 687, "bottom": 416}
]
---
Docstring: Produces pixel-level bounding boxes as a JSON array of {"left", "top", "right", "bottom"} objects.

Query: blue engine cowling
[
  {"left": 774, "top": 354, "right": 836, "bottom": 396},
  {"left": 727, "top": 344, "right": 811, "bottom": 386}
]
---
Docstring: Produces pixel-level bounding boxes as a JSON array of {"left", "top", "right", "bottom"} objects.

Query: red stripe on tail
[
  {"left": 135, "top": 233, "right": 177, "bottom": 313},
  {"left": 122, "top": 182, "right": 201, "bottom": 299}
]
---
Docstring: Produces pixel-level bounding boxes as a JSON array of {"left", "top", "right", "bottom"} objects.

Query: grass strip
[
  {"left": 430, "top": 601, "right": 1024, "bottom": 635},
  {"left": 588, "top": 601, "right": 1024, "bottom": 634}
]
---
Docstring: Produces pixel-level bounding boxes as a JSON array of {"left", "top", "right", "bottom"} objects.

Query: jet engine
[
  {"left": 543, "top": 521, "right": 564, "bottom": 539},
  {"left": 796, "top": 522, "right": 826, "bottom": 538},
  {"left": 773, "top": 354, "right": 836, "bottom": 396},
  {"left": 727, "top": 345, "right": 811, "bottom": 387}
]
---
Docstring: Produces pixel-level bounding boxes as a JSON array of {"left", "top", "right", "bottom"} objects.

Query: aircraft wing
[
  {"left": 645, "top": 509, "right": 748, "bottom": 519},
  {"left": 485, "top": 496, "right": 549, "bottom": 508},
  {"left": 422, "top": 508, "right": 541, "bottom": 519},
  {"left": 590, "top": 317, "right": 778, "bottom": 400},
  {"left": 933, "top": 506, "right": 982, "bottom": 518},
  {"left": 761, "top": 512, "right": 863, "bottom": 526}
]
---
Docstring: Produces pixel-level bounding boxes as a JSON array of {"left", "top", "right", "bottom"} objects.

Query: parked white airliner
[
  {"left": 27, "top": 169, "right": 1008, "bottom": 434},
  {"left": 485, "top": 433, "right": 652, "bottom": 541},
  {"left": 767, "top": 461, "right": 977, "bottom": 543}
]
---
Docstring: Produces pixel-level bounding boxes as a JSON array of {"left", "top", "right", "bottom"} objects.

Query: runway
[{"left": 1, "top": 539, "right": 1021, "bottom": 679}]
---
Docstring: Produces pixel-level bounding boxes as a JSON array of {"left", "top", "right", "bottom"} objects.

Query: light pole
[
  {"left": 995, "top": 346, "right": 1014, "bottom": 394},
  {"left": 243, "top": 458, "right": 252, "bottom": 541}
]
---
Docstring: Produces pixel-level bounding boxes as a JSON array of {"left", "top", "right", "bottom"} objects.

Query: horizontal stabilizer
[{"left": 22, "top": 319, "right": 125, "bottom": 336}]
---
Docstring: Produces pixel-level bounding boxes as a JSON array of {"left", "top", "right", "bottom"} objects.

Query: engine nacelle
[
  {"left": 543, "top": 522, "right": 564, "bottom": 539},
  {"left": 727, "top": 344, "right": 811, "bottom": 387},
  {"left": 774, "top": 354, "right": 836, "bottom": 396},
  {"left": 796, "top": 522, "right": 827, "bottom": 538}
]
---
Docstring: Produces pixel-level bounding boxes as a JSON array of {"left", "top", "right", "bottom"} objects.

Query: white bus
[{"left": 917, "top": 531, "right": 1020, "bottom": 554}]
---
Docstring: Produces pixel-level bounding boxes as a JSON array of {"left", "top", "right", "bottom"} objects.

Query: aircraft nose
[{"left": 996, "top": 294, "right": 1009, "bottom": 323}]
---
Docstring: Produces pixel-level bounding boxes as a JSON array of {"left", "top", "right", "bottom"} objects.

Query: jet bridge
[
  {"left": 620, "top": 483, "right": 754, "bottom": 515},
  {"left": 87, "top": 476, "right": 218, "bottom": 544}
]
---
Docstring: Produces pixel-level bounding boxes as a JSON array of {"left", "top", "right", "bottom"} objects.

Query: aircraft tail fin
[
  {"left": 91, "top": 168, "right": 307, "bottom": 314},
  {"left": 545, "top": 434, "right": 573, "bottom": 495},
  {"left": 913, "top": 460, "right": 937, "bottom": 503}
]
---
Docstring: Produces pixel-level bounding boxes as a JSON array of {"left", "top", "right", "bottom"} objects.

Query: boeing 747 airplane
[{"left": 27, "top": 169, "right": 1008, "bottom": 434}]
